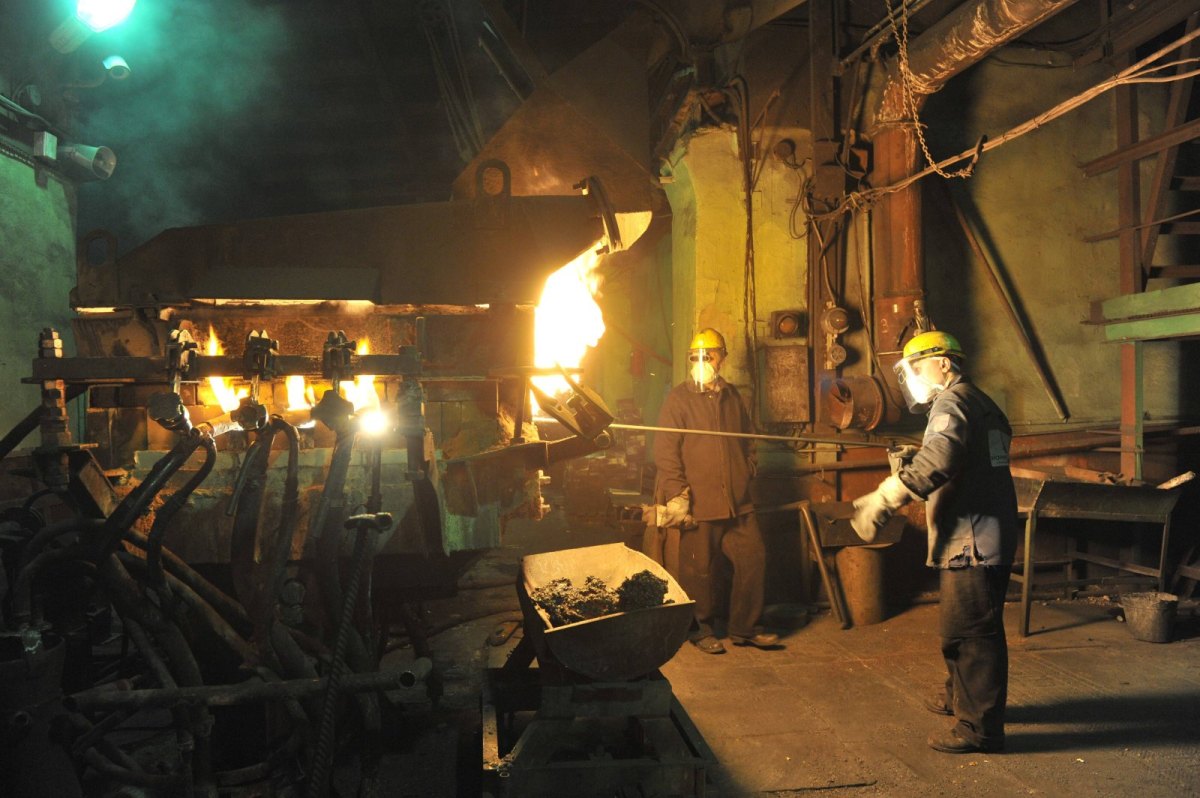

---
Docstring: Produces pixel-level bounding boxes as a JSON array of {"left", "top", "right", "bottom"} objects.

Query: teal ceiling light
[{"left": 50, "top": 0, "right": 139, "bottom": 53}]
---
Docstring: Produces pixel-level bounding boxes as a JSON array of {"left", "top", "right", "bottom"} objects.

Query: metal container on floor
[
  {"left": 1121, "top": 591, "right": 1178, "bottom": 643},
  {"left": 518, "top": 542, "right": 694, "bottom": 681}
]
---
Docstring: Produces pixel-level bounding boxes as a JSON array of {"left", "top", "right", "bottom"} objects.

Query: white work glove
[
  {"left": 851, "top": 475, "right": 912, "bottom": 543},
  {"left": 657, "top": 490, "right": 693, "bottom": 528},
  {"left": 887, "top": 445, "right": 920, "bottom": 475}
]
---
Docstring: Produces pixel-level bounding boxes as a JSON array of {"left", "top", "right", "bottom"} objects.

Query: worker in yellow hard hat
[
  {"left": 851, "top": 329, "right": 1018, "bottom": 755},
  {"left": 650, "top": 328, "right": 780, "bottom": 654}
]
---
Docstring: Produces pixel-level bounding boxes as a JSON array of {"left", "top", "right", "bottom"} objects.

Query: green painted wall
[
  {"left": 0, "top": 153, "right": 78, "bottom": 437},
  {"left": 661, "top": 126, "right": 809, "bottom": 402}
]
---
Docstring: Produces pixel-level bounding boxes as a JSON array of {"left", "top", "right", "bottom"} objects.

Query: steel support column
[{"left": 1116, "top": 70, "right": 1144, "bottom": 481}]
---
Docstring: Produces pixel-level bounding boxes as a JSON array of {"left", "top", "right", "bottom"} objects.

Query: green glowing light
[{"left": 76, "top": 0, "right": 138, "bottom": 33}]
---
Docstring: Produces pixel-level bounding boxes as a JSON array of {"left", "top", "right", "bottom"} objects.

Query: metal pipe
[
  {"left": 147, "top": 432, "right": 217, "bottom": 600},
  {"left": 99, "top": 555, "right": 215, "bottom": 792},
  {"left": 116, "top": 551, "right": 258, "bottom": 665},
  {"left": 308, "top": 520, "right": 378, "bottom": 798},
  {"left": 609, "top": 422, "right": 911, "bottom": 448},
  {"left": 0, "top": 384, "right": 85, "bottom": 461},
  {"left": 10, "top": 519, "right": 104, "bottom": 625},
  {"left": 66, "top": 667, "right": 423, "bottom": 713},
  {"left": 99, "top": 433, "right": 204, "bottom": 558},
  {"left": 869, "top": 0, "right": 1081, "bottom": 419},
  {"left": 399, "top": 657, "right": 433, "bottom": 688},
  {"left": 255, "top": 417, "right": 301, "bottom": 644},
  {"left": 312, "top": 429, "right": 356, "bottom": 618},
  {"left": 123, "top": 531, "right": 253, "bottom": 638},
  {"left": 228, "top": 423, "right": 279, "bottom": 611},
  {"left": 896, "top": 0, "right": 1081, "bottom": 97}
]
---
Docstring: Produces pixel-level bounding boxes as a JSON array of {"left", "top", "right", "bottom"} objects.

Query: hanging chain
[{"left": 883, "top": 0, "right": 974, "bottom": 179}]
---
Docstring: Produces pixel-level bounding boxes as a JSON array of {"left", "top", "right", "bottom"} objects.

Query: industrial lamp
[{"left": 50, "top": 0, "right": 138, "bottom": 54}]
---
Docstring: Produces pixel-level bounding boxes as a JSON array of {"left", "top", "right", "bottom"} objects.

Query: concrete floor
[{"left": 376, "top": 505, "right": 1200, "bottom": 797}]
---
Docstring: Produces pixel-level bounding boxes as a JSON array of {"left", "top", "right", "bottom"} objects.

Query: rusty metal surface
[
  {"left": 1027, "top": 479, "right": 1181, "bottom": 522},
  {"left": 885, "top": 0, "right": 1082, "bottom": 101},
  {"left": 762, "top": 343, "right": 811, "bottom": 422},
  {"left": 518, "top": 543, "right": 694, "bottom": 681},
  {"left": 75, "top": 194, "right": 607, "bottom": 309},
  {"left": 810, "top": 500, "right": 906, "bottom": 547},
  {"left": 28, "top": 353, "right": 422, "bottom": 384}
]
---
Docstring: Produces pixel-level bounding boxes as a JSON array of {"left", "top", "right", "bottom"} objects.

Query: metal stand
[
  {"left": 1012, "top": 479, "right": 1183, "bottom": 636},
  {"left": 481, "top": 641, "right": 713, "bottom": 798}
]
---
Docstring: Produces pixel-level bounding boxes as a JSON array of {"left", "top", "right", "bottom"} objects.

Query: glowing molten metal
[
  {"left": 204, "top": 327, "right": 248, "bottom": 413},
  {"left": 344, "top": 339, "right": 380, "bottom": 412},
  {"left": 532, "top": 245, "right": 604, "bottom": 406}
]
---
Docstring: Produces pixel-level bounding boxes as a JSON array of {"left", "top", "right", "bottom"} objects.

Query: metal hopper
[{"left": 517, "top": 543, "right": 694, "bottom": 681}]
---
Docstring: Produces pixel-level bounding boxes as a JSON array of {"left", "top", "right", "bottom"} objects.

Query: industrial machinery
[{"left": 0, "top": 164, "right": 643, "bottom": 796}]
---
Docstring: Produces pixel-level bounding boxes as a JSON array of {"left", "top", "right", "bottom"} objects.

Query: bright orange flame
[
  {"left": 204, "top": 326, "right": 248, "bottom": 413},
  {"left": 343, "top": 339, "right": 379, "bottom": 411},
  {"left": 285, "top": 375, "right": 310, "bottom": 410},
  {"left": 533, "top": 244, "right": 604, "bottom": 403}
]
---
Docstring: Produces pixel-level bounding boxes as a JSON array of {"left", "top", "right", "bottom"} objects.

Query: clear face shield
[
  {"left": 893, "top": 355, "right": 946, "bottom": 413},
  {"left": 688, "top": 347, "right": 720, "bottom": 391}
]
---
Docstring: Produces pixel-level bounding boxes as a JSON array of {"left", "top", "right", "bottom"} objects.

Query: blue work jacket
[{"left": 897, "top": 376, "right": 1019, "bottom": 569}]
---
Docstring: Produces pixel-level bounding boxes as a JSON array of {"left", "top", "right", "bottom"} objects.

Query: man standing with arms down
[
  {"left": 852, "top": 330, "right": 1018, "bottom": 754},
  {"left": 653, "top": 328, "right": 779, "bottom": 655}
]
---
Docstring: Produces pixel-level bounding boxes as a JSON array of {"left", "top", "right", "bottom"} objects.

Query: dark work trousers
[
  {"left": 679, "top": 513, "right": 766, "bottom": 640},
  {"left": 939, "top": 566, "right": 1012, "bottom": 746}
]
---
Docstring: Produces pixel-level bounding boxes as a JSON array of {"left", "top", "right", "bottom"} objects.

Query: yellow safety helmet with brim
[
  {"left": 901, "top": 330, "right": 965, "bottom": 363},
  {"left": 688, "top": 328, "right": 726, "bottom": 352},
  {"left": 895, "top": 330, "right": 964, "bottom": 413}
]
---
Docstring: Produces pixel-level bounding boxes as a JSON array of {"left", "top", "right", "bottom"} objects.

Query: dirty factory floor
[{"left": 369, "top": 501, "right": 1200, "bottom": 798}]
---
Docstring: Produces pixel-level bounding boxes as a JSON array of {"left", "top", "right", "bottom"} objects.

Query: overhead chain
[{"left": 883, "top": 0, "right": 974, "bottom": 179}]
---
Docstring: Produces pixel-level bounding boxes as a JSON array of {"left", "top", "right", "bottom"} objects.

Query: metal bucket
[
  {"left": 519, "top": 543, "right": 695, "bottom": 681},
  {"left": 1121, "top": 591, "right": 1178, "bottom": 643}
]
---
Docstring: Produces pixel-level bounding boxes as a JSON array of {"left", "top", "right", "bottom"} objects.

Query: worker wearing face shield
[
  {"left": 851, "top": 330, "right": 1018, "bottom": 754},
  {"left": 651, "top": 328, "right": 780, "bottom": 654}
]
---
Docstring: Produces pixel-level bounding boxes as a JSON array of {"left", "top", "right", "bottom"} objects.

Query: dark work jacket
[
  {"left": 653, "top": 378, "right": 755, "bottom": 521},
  {"left": 896, "top": 376, "right": 1019, "bottom": 569}
]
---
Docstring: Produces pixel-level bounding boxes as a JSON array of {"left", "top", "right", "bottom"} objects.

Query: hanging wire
[{"left": 810, "top": 24, "right": 1200, "bottom": 223}]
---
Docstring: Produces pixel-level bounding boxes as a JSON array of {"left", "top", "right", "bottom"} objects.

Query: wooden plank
[
  {"left": 1101, "top": 280, "right": 1200, "bottom": 320},
  {"left": 1081, "top": 117, "right": 1200, "bottom": 177},
  {"left": 1105, "top": 312, "right": 1200, "bottom": 341}
]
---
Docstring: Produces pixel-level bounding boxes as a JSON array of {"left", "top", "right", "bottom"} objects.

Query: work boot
[
  {"left": 927, "top": 728, "right": 1004, "bottom": 754},
  {"left": 692, "top": 636, "right": 726, "bottom": 655},
  {"left": 923, "top": 694, "right": 953, "bottom": 716},
  {"left": 729, "top": 629, "right": 781, "bottom": 649}
]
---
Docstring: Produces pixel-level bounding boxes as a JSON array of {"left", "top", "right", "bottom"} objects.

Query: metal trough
[{"left": 518, "top": 543, "right": 694, "bottom": 681}]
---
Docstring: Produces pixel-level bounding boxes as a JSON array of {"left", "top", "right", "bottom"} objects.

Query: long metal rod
[{"left": 609, "top": 423, "right": 904, "bottom": 448}]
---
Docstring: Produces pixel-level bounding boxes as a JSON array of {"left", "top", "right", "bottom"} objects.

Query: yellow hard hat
[
  {"left": 902, "top": 330, "right": 965, "bottom": 362},
  {"left": 688, "top": 328, "right": 726, "bottom": 351}
]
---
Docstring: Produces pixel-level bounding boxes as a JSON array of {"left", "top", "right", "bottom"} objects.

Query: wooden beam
[
  {"left": 1100, "top": 281, "right": 1200, "bottom": 320},
  {"left": 1105, "top": 312, "right": 1200, "bottom": 341},
  {"left": 1141, "top": 13, "right": 1199, "bottom": 269},
  {"left": 1080, "top": 116, "right": 1200, "bottom": 177}
]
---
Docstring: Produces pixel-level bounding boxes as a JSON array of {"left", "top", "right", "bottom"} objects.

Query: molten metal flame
[
  {"left": 204, "top": 326, "right": 247, "bottom": 413},
  {"left": 285, "top": 375, "right": 310, "bottom": 410},
  {"left": 343, "top": 339, "right": 379, "bottom": 411},
  {"left": 533, "top": 244, "right": 604, "bottom": 404}
]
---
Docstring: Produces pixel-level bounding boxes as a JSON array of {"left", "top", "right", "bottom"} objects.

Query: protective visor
[{"left": 892, "top": 357, "right": 940, "bottom": 413}]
